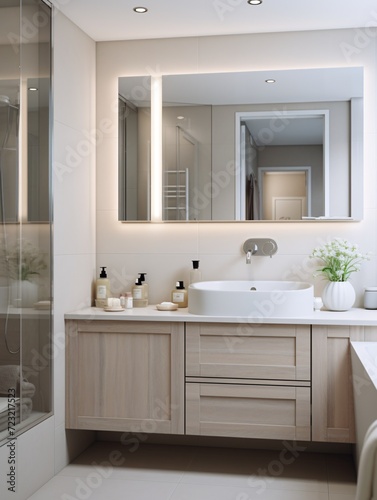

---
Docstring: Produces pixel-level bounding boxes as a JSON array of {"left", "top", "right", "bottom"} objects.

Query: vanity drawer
[
  {"left": 186, "top": 382, "right": 311, "bottom": 440},
  {"left": 186, "top": 323, "right": 310, "bottom": 381}
]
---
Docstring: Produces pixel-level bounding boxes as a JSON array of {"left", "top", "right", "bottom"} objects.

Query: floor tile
[
  {"left": 258, "top": 451, "right": 329, "bottom": 492},
  {"left": 29, "top": 475, "right": 177, "bottom": 500},
  {"left": 181, "top": 446, "right": 328, "bottom": 492},
  {"left": 59, "top": 441, "right": 196, "bottom": 483},
  {"left": 170, "top": 482, "right": 329, "bottom": 500},
  {"left": 329, "top": 495, "right": 355, "bottom": 500},
  {"left": 31, "top": 442, "right": 358, "bottom": 500},
  {"left": 28, "top": 476, "right": 86, "bottom": 500},
  {"left": 326, "top": 453, "right": 357, "bottom": 495}
]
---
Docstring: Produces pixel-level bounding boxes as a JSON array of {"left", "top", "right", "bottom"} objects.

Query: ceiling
[{"left": 50, "top": 0, "right": 377, "bottom": 42}]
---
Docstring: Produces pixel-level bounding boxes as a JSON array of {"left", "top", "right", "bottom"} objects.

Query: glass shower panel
[
  {"left": 0, "top": 0, "right": 22, "bottom": 441},
  {"left": 0, "top": 0, "right": 52, "bottom": 445}
]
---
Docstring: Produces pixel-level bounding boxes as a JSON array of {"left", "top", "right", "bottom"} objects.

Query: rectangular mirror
[{"left": 118, "top": 67, "right": 363, "bottom": 222}]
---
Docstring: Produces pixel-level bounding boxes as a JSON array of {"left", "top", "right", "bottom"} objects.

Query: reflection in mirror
[
  {"left": 235, "top": 110, "right": 329, "bottom": 220},
  {"left": 118, "top": 76, "right": 151, "bottom": 221},
  {"left": 162, "top": 105, "right": 211, "bottom": 220},
  {"left": 118, "top": 67, "right": 363, "bottom": 222},
  {"left": 0, "top": 88, "right": 18, "bottom": 222},
  {"left": 161, "top": 68, "right": 363, "bottom": 221},
  {"left": 28, "top": 77, "right": 50, "bottom": 222}
]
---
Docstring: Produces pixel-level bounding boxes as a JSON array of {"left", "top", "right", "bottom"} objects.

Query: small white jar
[{"left": 364, "top": 287, "right": 377, "bottom": 309}]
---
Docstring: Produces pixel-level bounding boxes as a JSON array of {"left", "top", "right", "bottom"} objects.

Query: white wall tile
[
  {"left": 52, "top": 7, "right": 96, "bottom": 481},
  {"left": 54, "top": 13, "right": 96, "bottom": 131},
  {"left": 97, "top": 28, "right": 377, "bottom": 305},
  {"left": 96, "top": 137, "right": 118, "bottom": 211},
  {"left": 96, "top": 211, "right": 199, "bottom": 255},
  {"left": 53, "top": 122, "right": 96, "bottom": 256}
]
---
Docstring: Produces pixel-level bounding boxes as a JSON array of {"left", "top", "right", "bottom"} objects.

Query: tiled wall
[
  {"left": 96, "top": 29, "right": 377, "bottom": 306},
  {"left": 52, "top": 8, "right": 96, "bottom": 478}
]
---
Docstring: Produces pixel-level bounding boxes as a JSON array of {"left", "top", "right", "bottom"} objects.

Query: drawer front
[
  {"left": 186, "top": 382, "right": 311, "bottom": 440},
  {"left": 186, "top": 323, "right": 310, "bottom": 381}
]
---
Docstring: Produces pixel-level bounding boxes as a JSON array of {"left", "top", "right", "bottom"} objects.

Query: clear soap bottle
[
  {"left": 190, "top": 260, "right": 202, "bottom": 284},
  {"left": 171, "top": 281, "right": 188, "bottom": 308},
  {"left": 132, "top": 278, "right": 148, "bottom": 307}
]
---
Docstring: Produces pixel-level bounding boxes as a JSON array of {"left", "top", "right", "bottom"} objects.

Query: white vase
[{"left": 322, "top": 281, "right": 355, "bottom": 311}]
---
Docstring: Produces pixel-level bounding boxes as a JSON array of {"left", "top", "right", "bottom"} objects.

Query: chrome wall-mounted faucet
[
  {"left": 245, "top": 243, "right": 258, "bottom": 264},
  {"left": 243, "top": 238, "right": 278, "bottom": 263}
]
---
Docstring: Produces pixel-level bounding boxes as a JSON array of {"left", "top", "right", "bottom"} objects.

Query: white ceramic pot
[{"left": 322, "top": 281, "right": 355, "bottom": 311}]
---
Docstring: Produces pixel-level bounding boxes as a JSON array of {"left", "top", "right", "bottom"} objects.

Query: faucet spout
[
  {"left": 246, "top": 250, "right": 252, "bottom": 264},
  {"left": 245, "top": 244, "right": 258, "bottom": 264}
]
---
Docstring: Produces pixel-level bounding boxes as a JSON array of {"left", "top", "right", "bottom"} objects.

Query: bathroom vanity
[{"left": 65, "top": 307, "right": 377, "bottom": 444}]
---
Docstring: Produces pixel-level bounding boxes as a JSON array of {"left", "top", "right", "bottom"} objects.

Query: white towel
[
  {"left": 0, "top": 365, "right": 20, "bottom": 394},
  {"left": 0, "top": 366, "right": 36, "bottom": 398},
  {"left": 356, "top": 419, "right": 377, "bottom": 500},
  {"left": 21, "top": 381, "right": 35, "bottom": 398}
]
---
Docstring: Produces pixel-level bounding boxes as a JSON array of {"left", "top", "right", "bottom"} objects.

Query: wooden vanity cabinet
[
  {"left": 65, "top": 317, "right": 377, "bottom": 444},
  {"left": 185, "top": 323, "right": 311, "bottom": 440},
  {"left": 65, "top": 320, "right": 184, "bottom": 434},
  {"left": 312, "top": 325, "right": 377, "bottom": 443}
]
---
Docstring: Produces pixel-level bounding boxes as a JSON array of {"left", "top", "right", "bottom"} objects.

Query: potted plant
[
  {"left": 8, "top": 240, "right": 47, "bottom": 308},
  {"left": 310, "top": 238, "right": 369, "bottom": 311}
]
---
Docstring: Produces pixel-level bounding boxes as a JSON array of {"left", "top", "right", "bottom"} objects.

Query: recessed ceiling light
[
  {"left": 265, "top": 79, "right": 276, "bottom": 84},
  {"left": 177, "top": 116, "right": 185, "bottom": 120},
  {"left": 133, "top": 6, "right": 148, "bottom": 13},
  {"left": 28, "top": 87, "right": 38, "bottom": 91},
  {"left": 248, "top": 0, "right": 262, "bottom": 5}
]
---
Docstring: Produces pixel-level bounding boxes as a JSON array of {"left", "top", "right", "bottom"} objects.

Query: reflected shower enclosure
[{"left": 0, "top": 0, "right": 52, "bottom": 444}]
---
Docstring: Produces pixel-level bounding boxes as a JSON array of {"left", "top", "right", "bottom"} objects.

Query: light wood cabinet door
[
  {"left": 312, "top": 325, "right": 364, "bottom": 443},
  {"left": 186, "top": 382, "right": 311, "bottom": 440},
  {"left": 65, "top": 320, "right": 184, "bottom": 434},
  {"left": 186, "top": 323, "right": 310, "bottom": 381}
]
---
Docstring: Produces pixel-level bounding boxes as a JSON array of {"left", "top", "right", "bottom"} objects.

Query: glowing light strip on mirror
[{"left": 151, "top": 76, "right": 162, "bottom": 221}]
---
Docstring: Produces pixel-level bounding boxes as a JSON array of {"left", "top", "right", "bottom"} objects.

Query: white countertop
[{"left": 65, "top": 305, "right": 377, "bottom": 326}]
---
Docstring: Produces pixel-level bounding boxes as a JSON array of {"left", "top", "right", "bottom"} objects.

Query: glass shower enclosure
[{"left": 0, "top": 0, "right": 52, "bottom": 443}]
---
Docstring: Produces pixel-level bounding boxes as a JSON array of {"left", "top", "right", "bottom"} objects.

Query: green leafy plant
[
  {"left": 310, "top": 238, "right": 369, "bottom": 282},
  {"left": 8, "top": 241, "right": 47, "bottom": 282}
]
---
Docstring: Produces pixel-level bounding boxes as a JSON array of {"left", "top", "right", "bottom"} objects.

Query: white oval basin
[{"left": 188, "top": 280, "right": 314, "bottom": 318}]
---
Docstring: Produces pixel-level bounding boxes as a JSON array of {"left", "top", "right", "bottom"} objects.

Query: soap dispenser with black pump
[
  {"left": 190, "top": 260, "right": 202, "bottom": 284},
  {"left": 95, "top": 267, "right": 111, "bottom": 307},
  {"left": 171, "top": 281, "right": 188, "bottom": 308}
]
